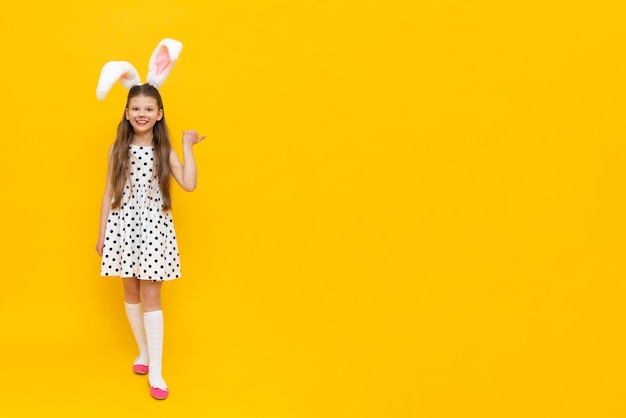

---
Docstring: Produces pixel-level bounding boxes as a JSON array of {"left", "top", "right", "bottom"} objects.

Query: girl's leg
[
  {"left": 122, "top": 278, "right": 149, "bottom": 371},
  {"left": 122, "top": 277, "right": 141, "bottom": 304},
  {"left": 139, "top": 280, "right": 162, "bottom": 312},
  {"left": 140, "top": 281, "right": 168, "bottom": 397}
]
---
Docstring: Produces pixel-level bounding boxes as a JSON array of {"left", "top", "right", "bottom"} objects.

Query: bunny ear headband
[{"left": 96, "top": 38, "right": 183, "bottom": 100}]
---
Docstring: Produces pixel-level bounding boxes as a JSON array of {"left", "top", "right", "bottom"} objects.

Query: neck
[{"left": 132, "top": 133, "right": 154, "bottom": 146}]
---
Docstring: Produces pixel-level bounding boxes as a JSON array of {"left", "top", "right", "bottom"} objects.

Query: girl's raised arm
[{"left": 170, "top": 130, "right": 205, "bottom": 192}]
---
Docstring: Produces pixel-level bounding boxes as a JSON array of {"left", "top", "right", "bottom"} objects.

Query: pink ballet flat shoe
[
  {"left": 150, "top": 386, "right": 169, "bottom": 400},
  {"left": 133, "top": 364, "right": 149, "bottom": 375}
]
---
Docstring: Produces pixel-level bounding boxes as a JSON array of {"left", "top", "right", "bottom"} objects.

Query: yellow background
[{"left": 0, "top": 0, "right": 624, "bottom": 417}]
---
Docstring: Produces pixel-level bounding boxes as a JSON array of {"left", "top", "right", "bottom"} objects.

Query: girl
[{"left": 96, "top": 82, "right": 205, "bottom": 400}]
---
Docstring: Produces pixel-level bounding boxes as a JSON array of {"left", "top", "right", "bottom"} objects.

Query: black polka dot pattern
[{"left": 100, "top": 145, "right": 181, "bottom": 281}]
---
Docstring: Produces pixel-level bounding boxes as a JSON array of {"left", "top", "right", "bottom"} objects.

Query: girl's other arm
[
  {"left": 96, "top": 145, "right": 115, "bottom": 256},
  {"left": 170, "top": 129, "right": 206, "bottom": 192}
]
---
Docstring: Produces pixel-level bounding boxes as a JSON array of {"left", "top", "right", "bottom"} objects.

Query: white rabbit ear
[
  {"left": 146, "top": 38, "right": 183, "bottom": 88},
  {"left": 96, "top": 61, "right": 141, "bottom": 100}
]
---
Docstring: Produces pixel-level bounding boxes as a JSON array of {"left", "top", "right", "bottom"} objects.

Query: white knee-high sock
[
  {"left": 144, "top": 310, "right": 167, "bottom": 390},
  {"left": 124, "top": 302, "right": 149, "bottom": 366}
]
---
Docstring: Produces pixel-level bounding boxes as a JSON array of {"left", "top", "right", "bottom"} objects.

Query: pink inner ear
[{"left": 154, "top": 46, "right": 171, "bottom": 76}]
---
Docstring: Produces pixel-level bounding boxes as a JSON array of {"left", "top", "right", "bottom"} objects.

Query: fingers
[{"left": 182, "top": 130, "right": 206, "bottom": 144}]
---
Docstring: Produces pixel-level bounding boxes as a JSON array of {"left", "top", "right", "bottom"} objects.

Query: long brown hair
[{"left": 110, "top": 84, "right": 172, "bottom": 211}]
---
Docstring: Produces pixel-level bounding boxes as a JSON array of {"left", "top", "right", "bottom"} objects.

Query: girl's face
[{"left": 125, "top": 95, "right": 163, "bottom": 135}]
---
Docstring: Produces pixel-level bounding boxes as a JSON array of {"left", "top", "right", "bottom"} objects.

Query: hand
[
  {"left": 182, "top": 130, "right": 206, "bottom": 147},
  {"left": 96, "top": 239, "right": 104, "bottom": 256}
]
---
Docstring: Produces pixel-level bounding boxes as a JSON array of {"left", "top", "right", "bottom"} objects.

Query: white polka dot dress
[{"left": 101, "top": 145, "right": 181, "bottom": 281}]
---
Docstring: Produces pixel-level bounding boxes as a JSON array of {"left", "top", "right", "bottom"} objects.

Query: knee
[
  {"left": 141, "top": 296, "right": 161, "bottom": 312},
  {"left": 139, "top": 282, "right": 162, "bottom": 311},
  {"left": 123, "top": 278, "right": 141, "bottom": 303}
]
